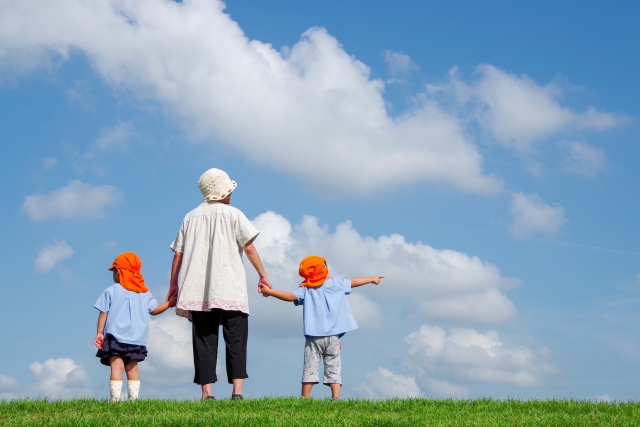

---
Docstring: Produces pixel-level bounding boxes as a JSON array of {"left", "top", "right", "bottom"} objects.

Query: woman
[{"left": 166, "top": 168, "right": 271, "bottom": 400}]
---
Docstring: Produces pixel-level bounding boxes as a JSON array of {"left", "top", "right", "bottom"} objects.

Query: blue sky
[{"left": 0, "top": 0, "right": 639, "bottom": 401}]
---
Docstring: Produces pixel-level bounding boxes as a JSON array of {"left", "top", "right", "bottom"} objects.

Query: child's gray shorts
[{"left": 302, "top": 335, "right": 341, "bottom": 385}]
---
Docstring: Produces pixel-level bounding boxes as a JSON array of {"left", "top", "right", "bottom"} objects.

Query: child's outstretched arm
[
  {"left": 259, "top": 283, "right": 298, "bottom": 302},
  {"left": 151, "top": 295, "right": 177, "bottom": 315},
  {"left": 351, "top": 276, "right": 385, "bottom": 288},
  {"left": 95, "top": 312, "right": 107, "bottom": 349}
]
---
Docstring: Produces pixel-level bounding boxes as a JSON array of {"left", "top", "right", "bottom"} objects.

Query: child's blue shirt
[
  {"left": 94, "top": 284, "right": 159, "bottom": 346},
  {"left": 292, "top": 278, "right": 358, "bottom": 337}
]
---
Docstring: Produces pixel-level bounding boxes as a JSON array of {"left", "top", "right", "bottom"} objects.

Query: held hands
[
  {"left": 258, "top": 277, "right": 272, "bottom": 295},
  {"left": 166, "top": 284, "right": 178, "bottom": 302},
  {"left": 94, "top": 333, "right": 105, "bottom": 349},
  {"left": 168, "top": 295, "right": 178, "bottom": 308},
  {"left": 258, "top": 283, "right": 272, "bottom": 297}
]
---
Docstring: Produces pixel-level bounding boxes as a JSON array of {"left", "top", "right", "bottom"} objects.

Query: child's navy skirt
[{"left": 96, "top": 334, "right": 148, "bottom": 366}]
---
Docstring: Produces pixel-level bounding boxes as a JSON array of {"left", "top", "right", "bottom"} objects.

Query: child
[
  {"left": 259, "top": 255, "right": 384, "bottom": 399},
  {"left": 94, "top": 252, "right": 176, "bottom": 402}
]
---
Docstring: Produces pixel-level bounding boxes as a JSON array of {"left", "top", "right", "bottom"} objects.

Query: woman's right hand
[
  {"left": 166, "top": 284, "right": 179, "bottom": 301},
  {"left": 168, "top": 295, "right": 178, "bottom": 308}
]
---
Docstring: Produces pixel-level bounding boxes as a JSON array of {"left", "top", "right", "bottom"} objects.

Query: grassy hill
[{"left": 2, "top": 397, "right": 639, "bottom": 426}]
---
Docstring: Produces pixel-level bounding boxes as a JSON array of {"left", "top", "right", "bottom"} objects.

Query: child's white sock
[
  {"left": 109, "top": 380, "right": 122, "bottom": 402},
  {"left": 127, "top": 380, "right": 140, "bottom": 401}
]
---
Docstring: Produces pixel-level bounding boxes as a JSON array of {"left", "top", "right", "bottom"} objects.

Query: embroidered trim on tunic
[{"left": 177, "top": 298, "right": 249, "bottom": 315}]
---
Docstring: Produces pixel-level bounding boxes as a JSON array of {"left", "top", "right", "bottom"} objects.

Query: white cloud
[
  {"left": 450, "top": 65, "right": 624, "bottom": 150},
  {"left": 0, "top": 373, "right": 19, "bottom": 400},
  {"left": 347, "top": 293, "right": 383, "bottom": 330},
  {"left": 93, "top": 121, "right": 134, "bottom": 151},
  {"left": 29, "top": 358, "right": 91, "bottom": 398},
  {"left": 422, "top": 377, "right": 469, "bottom": 398},
  {"left": 509, "top": 192, "right": 567, "bottom": 239},
  {"left": 418, "top": 289, "right": 517, "bottom": 324},
  {"left": 357, "top": 368, "right": 422, "bottom": 398},
  {"left": 34, "top": 239, "right": 73, "bottom": 273},
  {"left": 594, "top": 394, "right": 613, "bottom": 403},
  {"left": 357, "top": 325, "right": 555, "bottom": 398},
  {"left": 143, "top": 313, "right": 193, "bottom": 381},
  {"left": 561, "top": 141, "right": 607, "bottom": 178},
  {"left": 382, "top": 50, "right": 419, "bottom": 76},
  {"left": 0, "top": 374, "right": 19, "bottom": 391},
  {"left": 248, "top": 211, "right": 519, "bottom": 330},
  {"left": 22, "top": 180, "right": 123, "bottom": 221},
  {"left": 404, "top": 325, "right": 557, "bottom": 388},
  {"left": 0, "top": 0, "right": 501, "bottom": 196},
  {"left": 1, "top": 360, "right": 91, "bottom": 400}
]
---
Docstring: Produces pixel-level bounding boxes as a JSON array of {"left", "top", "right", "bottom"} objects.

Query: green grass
[{"left": 1, "top": 397, "right": 639, "bottom": 426}]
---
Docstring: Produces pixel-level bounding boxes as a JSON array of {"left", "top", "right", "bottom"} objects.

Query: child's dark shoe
[{"left": 231, "top": 394, "right": 243, "bottom": 400}]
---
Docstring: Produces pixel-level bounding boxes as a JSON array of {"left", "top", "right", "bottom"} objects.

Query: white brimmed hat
[{"left": 198, "top": 168, "right": 237, "bottom": 202}]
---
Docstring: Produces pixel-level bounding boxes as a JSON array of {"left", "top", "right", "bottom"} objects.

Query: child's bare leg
[
  {"left": 301, "top": 382, "right": 314, "bottom": 398},
  {"left": 109, "top": 356, "right": 125, "bottom": 380},
  {"left": 329, "top": 383, "right": 341, "bottom": 399},
  {"left": 125, "top": 360, "right": 140, "bottom": 401},
  {"left": 124, "top": 360, "right": 139, "bottom": 381},
  {"left": 108, "top": 356, "right": 125, "bottom": 402}
]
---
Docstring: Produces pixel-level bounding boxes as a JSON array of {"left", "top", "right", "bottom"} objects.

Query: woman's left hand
[{"left": 258, "top": 277, "right": 272, "bottom": 294}]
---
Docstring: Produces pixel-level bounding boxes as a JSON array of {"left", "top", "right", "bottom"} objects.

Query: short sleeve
[
  {"left": 147, "top": 294, "right": 159, "bottom": 313},
  {"left": 94, "top": 287, "right": 113, "bottom": 313},
  {"left": 342, "top": 279, "right": 351, "bottom": 295},
  {"left": 235, "top": 211, "right": 259, "bottom": 248},
  {"left": 169, "top": 220, "right": 186, "bottom": 253},
  {"left": 292, "top": 286, "right": 306, "bottom": 306}
]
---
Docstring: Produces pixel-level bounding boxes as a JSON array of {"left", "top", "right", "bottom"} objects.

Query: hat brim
[
  {"left": 300, "top": 277, "right": 326, "bottom": 288},
  {"left": 203, "top": 180, "right": 237, "bottom": 201}
]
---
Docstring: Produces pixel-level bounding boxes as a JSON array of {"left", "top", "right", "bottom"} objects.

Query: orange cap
[
  {"left": 108, "top": 252, "right": 148, "bottom": 293},
  {"left": 299, "top": 256, "right": 328, "bottom": 288}
]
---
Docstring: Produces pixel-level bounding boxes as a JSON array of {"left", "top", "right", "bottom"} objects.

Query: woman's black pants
[{"left": 191, "top": 309, "right": 248, "bottom": 385}]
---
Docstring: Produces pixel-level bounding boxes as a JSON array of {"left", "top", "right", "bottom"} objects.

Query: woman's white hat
[{"left": 198, "top": 168, "right": 237, "bottom": 202}]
